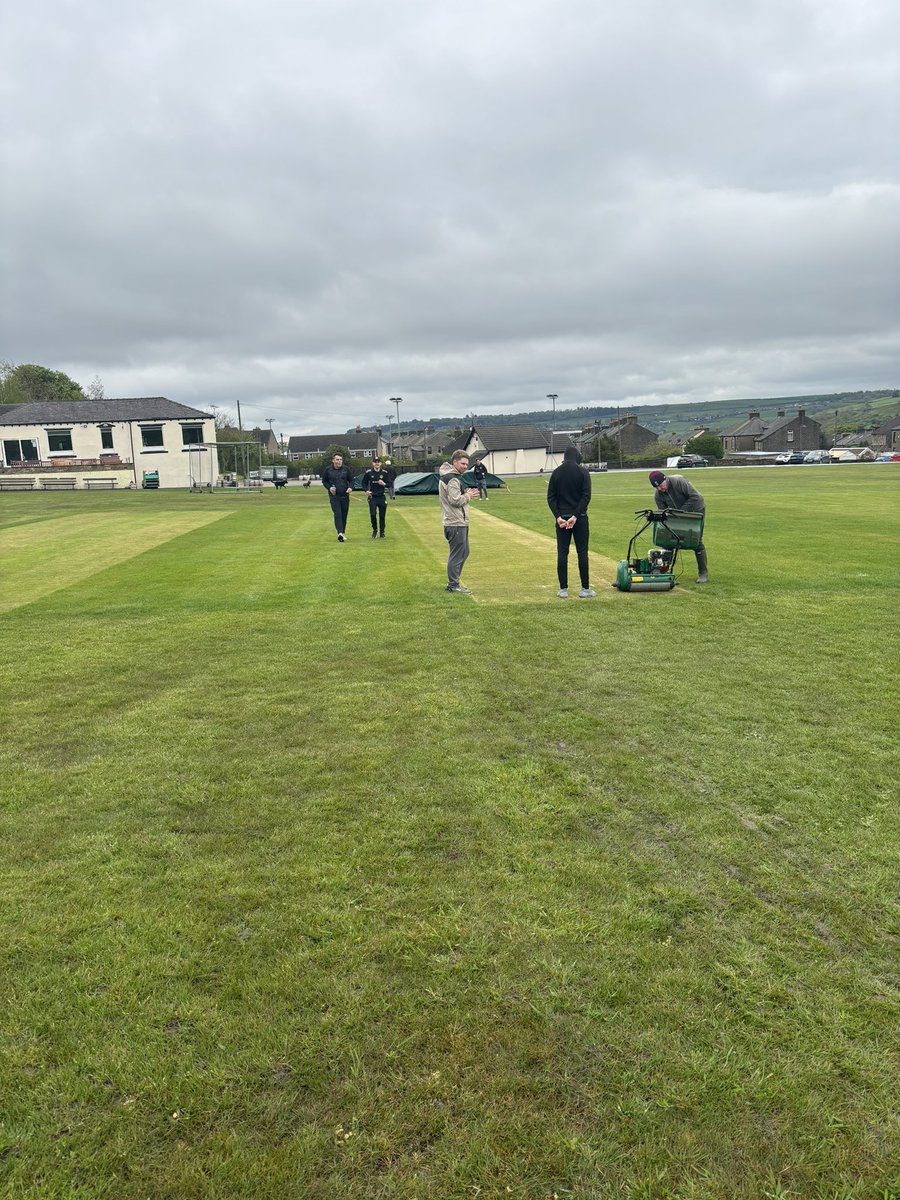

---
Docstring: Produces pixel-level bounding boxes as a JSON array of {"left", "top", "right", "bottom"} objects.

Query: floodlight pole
[
  {"left": 546, "top": 394, "right": 558, "bottom": 466},
  {"left": 385, "top": 414, "right": 394, "bottom": 456}
]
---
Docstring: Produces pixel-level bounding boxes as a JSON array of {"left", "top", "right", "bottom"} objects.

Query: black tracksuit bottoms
[
  {"left": 368, "top": 496, "right": 386, "bottom": 534},
  {"left": 329, "top": 493, "right": 350, "bottom": 534},
  {"left": 556, "top": 515, "right": 590, "bottom": 589}
]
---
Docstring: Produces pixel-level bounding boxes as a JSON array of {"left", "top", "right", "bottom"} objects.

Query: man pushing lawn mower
[{"left": 648, "top": 470, "right": 708, "bottom": 583}]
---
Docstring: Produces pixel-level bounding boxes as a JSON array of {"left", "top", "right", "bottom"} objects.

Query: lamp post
[
  {"left": 385, "top": 414, "right": 394, "bottom": 457},
  {"left": 546, "top": 394, "right": 558, "bottom": 466},
  {"left": 390, "top": 397, "right": 403, "bottom": 460}
]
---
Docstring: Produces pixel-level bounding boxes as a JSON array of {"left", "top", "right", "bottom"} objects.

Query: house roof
[
  {"left": 597, "top": 415, "right": 658, "bottom": 435},
  {"left": 0, "top": 397, "right": 210, "bottom": 425},
  {"left": 754, "top": 411, "right": 820, "bottom": 443},
  {"left": 287, "top": 432, "right": 379, "bottom": 452},
  {"left": 470, "top": 423, "right": 576, "bottom": 452},
  {"left": 723, "top": 414, "right": 769, "bottom": 437},
  {"left": 873, "top": 415, "right": 900, "bottom": 436}
]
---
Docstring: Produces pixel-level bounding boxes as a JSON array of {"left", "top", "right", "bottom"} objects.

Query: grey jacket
[
  {"left": 439, "top": 462, "right": 470, "bottom": 527},
  {"left": 653, "top": 474, "right": 705, "bottom": 513}
]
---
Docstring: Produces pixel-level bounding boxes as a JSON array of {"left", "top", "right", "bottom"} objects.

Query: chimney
[
  {"left": 798, "top": 408, "right": 806, "bottom": 420},
  {"left": 777, "top": 410, "right": 785, "bottom": 417},
  {"left": 749, "top": 411, "right": 761, "bottom": 420}
]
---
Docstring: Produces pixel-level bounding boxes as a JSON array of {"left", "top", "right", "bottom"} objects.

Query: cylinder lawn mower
[{"left": 614, "top": 508, "right": 704, "bottom": 592}]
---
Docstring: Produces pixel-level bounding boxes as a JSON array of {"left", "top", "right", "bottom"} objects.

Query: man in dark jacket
[
  {"left": 361, "top": 456, "right": 389, "bottom": 538},
  {"left": 321, "top": 453, "right": 355, "bottom": 541},
  {"left": 473, "top": 459, "right": 488, "bottom": 500},
  {"left": 648, "top": 470, "right": 708, "bottom": 582},
  {"left": 547, "top": 446, "right": 595, "bottom": 598}
]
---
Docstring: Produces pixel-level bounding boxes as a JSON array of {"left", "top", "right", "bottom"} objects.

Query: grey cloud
[{"left": 2, "top": 0, "right": 898, "bottom": 432}]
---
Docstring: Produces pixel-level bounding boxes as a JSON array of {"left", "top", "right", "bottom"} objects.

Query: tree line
[{"left": 0, "top": 363, "right": 104, "bottom": 405}]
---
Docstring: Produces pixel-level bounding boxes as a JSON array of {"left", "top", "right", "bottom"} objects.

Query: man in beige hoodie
[{"left": 439, "top": 450, "right": 479, "bottom": 594}]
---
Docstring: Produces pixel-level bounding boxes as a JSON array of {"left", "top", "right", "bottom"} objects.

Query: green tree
[
  {"left": 0, "top": 363, "right": 85, "bottom": 404},
  {"left": 684, "top": 434, "right": 724, "bottom": 460},
  {"left": 623, "top": 438, "right": 681, "bottom": 465}
]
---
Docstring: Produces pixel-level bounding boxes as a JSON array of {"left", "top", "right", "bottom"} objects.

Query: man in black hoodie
[
  {"left": 547, "top": 446, "right": 595, "bottom": 598},
  {"left": 321, "top": 453, "right": 355, "bottom": 541}
]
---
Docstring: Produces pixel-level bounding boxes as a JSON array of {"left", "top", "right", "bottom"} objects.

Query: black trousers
[
  {"left": 329, "top": 493, "right": 350, "bottom": 534},
  {"left": 556, "top": 515, "right": 590, "bottom": 589},
  {"left": 368, "top": 495, "right": 386, "bottom": 533}
]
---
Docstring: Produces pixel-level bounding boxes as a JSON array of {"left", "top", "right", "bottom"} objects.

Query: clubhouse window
[
  {"left": 99, "top": 425, "right": 114, "bottom": 450},
  {"left": 3, "top": 438, "right": 39, "bottom": 464},
  {"left": 181, "top": 425, "right": 203, "bottom": 445},
  {"left": 140, "top": 425, "right": 165, "bottom": 448},
  {"left": 47, "top": 429, "right": 74, "bottom": 453}
]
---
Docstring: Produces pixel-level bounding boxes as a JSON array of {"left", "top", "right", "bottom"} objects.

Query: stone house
[
  {"left": 593, "top": 413, "right": 659, "bottom": 455},
  {"left": 722, "top": 408, "right": 822, "bottom": 454}
]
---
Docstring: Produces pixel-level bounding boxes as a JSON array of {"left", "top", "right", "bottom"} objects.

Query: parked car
[
  {"left": 803, "top": 450, "right": 831, "bottom": 463},
  {"left": 875, "top": 452, "right": 900, "bottom": 462},
  {"left": 775, "top": 452, "right": 807, "bottom": 464},
  {"left": 676, "top": 454, "right": 708, "bottom": 468}
]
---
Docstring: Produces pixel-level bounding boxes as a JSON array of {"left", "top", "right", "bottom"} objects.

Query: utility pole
[{"left": 546, "top": 394, "right": 558, "bottom": 466}]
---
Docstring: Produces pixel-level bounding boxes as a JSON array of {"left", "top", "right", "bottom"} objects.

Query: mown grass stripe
[
  {"left": 0, "top": 510, "right": 232, "bottom": 612},
  {"left": 394, "top": 503, "right": 633, "bottom": 603}
]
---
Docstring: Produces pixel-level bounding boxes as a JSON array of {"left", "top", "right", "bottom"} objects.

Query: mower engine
[{"left": 647, "top": 549, "right": 673, "bottom": 572}]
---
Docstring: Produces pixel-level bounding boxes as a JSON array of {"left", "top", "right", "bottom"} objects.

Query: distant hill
[{"left": 358, "top": 390, "right": 900, "bottom": 438}]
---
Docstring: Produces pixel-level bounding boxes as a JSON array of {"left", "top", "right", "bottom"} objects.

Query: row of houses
[
  {"left": 286, "top": 423, "right": 581, "bottom": 474},
  {"left": 4, "top": 399, "right": 898, "bottom": 489}
]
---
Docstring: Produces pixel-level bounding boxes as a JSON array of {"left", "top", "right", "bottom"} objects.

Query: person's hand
[
  {"left": 329, "top": 486, "right": 336, "bottom": 495},
  {"left": 366, "top": 491, "right": 372, "bottom": 498},
  {"left": 556, "top": 516, "right": 568, "bottom": 528},
  {"left": 567, "top": 516, "right": 577, "bottom": 529}
]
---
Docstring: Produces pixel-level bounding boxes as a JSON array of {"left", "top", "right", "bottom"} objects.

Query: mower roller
[{"left": 614, "top": 509, "right": 704, "bottom": 592}]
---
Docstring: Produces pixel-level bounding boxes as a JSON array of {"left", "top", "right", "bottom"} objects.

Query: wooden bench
[
  {"left": 84, "top": 478, "right": 118, "bottom": 489},
  {"left": 41, "top": 477, "right": 78, "bottom": 490},
  {"left": 0, "top": 476, "right": 36, "bottom": 491}
]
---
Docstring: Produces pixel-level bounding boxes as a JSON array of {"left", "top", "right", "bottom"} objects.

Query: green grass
[{"left": 1, "top": 469, "right": 898, "bottom": 1200}]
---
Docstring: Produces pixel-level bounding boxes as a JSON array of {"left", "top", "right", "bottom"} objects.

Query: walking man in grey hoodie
[{"left": 439, "top": 451, "right": 480, "bottom": 594}]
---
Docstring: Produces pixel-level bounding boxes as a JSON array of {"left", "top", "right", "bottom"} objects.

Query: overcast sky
[{"left": 2, "top": 0, "right": 898, "bottom": 434}]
